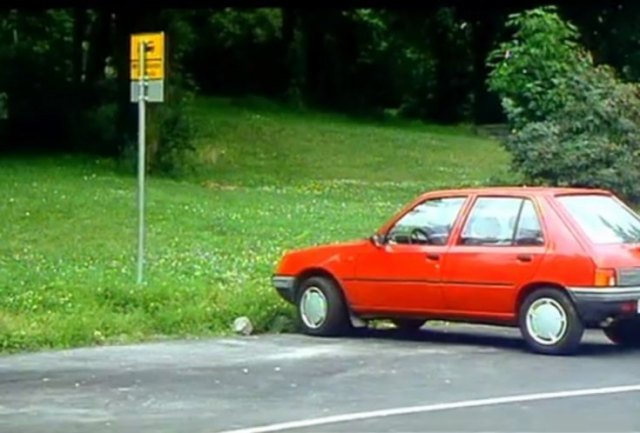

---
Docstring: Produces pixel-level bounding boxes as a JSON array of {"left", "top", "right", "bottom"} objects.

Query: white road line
[{"left": 218, "top": 384, "right": 640, "bottom": 433}]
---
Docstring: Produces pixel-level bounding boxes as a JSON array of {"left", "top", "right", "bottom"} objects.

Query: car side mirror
[{"left": 370, "top": 233, "right": 386, "bottom": 247}]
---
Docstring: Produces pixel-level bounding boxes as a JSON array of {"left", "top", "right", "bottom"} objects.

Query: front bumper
[
  {"left": 567, "top": 286, "right": 640, "bottom": 325},
  {"left": 272, "top": 275, "right": 296, "bottom": 304}
]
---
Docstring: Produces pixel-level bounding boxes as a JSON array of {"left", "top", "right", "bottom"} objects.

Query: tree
[
  {"left": 487, "top": 6, "right": 640, "bottom": 202},
  {"left": 487, "top": 6, "right": 589, "bottom": 129}
]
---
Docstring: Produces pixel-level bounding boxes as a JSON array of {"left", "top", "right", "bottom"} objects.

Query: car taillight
[
  {"left": 620, "top": 301, "right": 637, "bottom": 313},
  {"left": 594, "top": 268, "right": 617, "bottom": 287}
]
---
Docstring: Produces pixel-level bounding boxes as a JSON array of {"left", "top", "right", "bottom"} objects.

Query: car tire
[
  {"left": 518, "top": 288, "right": 584, "bottom": 355},
  {"left": 296, "top": 276, "right": 351, "bottom": 337},
  {"left": 392, "top": 318, "right": 426, "bottom": 333},
  {"left": 603, "top": 318, "right": 640, "bottom": 347}
]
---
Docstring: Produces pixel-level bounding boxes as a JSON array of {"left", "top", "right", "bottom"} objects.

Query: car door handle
[
  {"left": 426, "top": 253, "right": 440, "bottom": 261},
  {"left": 517, "top": 254, "right": 532, "bottom": 262}
]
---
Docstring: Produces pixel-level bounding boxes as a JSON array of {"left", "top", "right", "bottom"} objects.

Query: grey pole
[{"left": 136, "top": 40, "right": 147, "bottom": 285}]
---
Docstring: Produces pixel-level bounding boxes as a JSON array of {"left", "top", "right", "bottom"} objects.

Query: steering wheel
[{"left": 409, "top": 227, "right": 432, "bottom": 244}]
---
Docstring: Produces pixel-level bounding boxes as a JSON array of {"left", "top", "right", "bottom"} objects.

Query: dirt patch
[{"left": 201, "top": 180, "right": 239, "bottom": 191}]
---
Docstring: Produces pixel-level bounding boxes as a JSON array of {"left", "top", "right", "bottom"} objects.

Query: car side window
[
  {"left": 387, "top": 197, "right": 466, "bottom": 245},
  {"left": 459, "top": 197, "right": 522, "bottom": 246},
  {"left": 514, "top": 199, "right": 544, "bottom": 246},
  {"left": 459, "top": 197, "right": 544, "bottom": 246}
]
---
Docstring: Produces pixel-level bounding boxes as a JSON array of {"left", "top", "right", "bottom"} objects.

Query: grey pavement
[{"left": 0, "top": 324, "right": 639, "bottom": 433}]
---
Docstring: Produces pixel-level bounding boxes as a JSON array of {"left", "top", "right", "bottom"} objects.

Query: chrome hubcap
[
  {"left": 526, "top": 298, "right": 568, "bottom": 345},
  {"left": 300, "top": 287, "right": 328, "bottom": 329}
]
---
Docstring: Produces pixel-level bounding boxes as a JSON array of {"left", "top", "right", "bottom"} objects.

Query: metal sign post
[
  {"left": 136, "top": 40, "right": 147, "bottom": 285},
  {"left": 130, "top": 32, "right": 165, "bottom": 285}
]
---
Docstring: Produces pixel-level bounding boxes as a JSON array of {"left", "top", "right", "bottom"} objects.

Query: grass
[
  {"left": 189, "top": 97, "right": 507, "bottom": 186},
  {"left": 0, "top": 96, "right": 509, "bottom": 353}
]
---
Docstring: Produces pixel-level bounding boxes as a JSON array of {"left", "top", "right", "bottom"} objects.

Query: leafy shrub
[
  {"left": 119, "top": 73, "right": 198, "bottom": 178},
  {"left": 487, "top": 6, "right": 640, "bottom": 203},
  {"left": 487, "top": 6, "right": 589, "bottom": 129},
  {"left": 71, "top": 101, "right": 119, "bottom": 156},
  {"left": 146, "top": 80, "right": 198, "bottom": 177}
]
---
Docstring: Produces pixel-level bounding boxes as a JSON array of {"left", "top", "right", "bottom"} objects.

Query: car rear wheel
[
  {"left": 518, "top": 288, "right": 584, "bottom": 355},
  {"left": 296, "top": 276, "right": 351, "bottom": 337},
  {"left": 391, "top": 318, "right": 426, "bottom": 333},
  {"left": 603, "top": 318, "right": 640, "bottom": 347}
]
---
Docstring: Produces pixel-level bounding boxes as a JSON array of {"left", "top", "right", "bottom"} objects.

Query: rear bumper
[
  {"left": 272, "top": 275, "right": 296, "bottom": 304},
  {"left": 567, "top": 286, "right": 640, "bottom": 325}
]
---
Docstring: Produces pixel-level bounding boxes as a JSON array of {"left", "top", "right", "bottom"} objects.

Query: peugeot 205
[{"left": 271, "top": 187, "right": 640, "bottom": 355}]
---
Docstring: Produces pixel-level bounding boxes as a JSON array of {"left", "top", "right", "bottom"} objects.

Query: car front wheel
[
  {"left": 296, "top": 276, "right": 351, "bottom": 337},
  {"left": 518, "top": 288, "right": 584, "bottom": 355},
  {"left": 603, "top": 318, "right": 640, "bottom": 347}
]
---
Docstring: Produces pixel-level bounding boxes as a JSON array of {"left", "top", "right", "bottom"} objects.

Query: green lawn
[
  {"left": 189, "top": 97, "right": 508, "bottom": 186},
  {"left": 0, "top": 96, "right": 509, "bottom": 353}
]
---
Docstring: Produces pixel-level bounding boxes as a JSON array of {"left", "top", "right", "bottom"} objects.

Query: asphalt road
[{"left": 1, "top": 324, "right": 639, "bottom": 433}]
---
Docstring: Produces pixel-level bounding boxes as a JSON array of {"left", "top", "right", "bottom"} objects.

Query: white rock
[{"left": 233, "top": 316, "right": 253, "bottom": 336}]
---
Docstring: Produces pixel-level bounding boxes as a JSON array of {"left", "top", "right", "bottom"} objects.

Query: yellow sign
[{"left": 130, "top": 32, "right": 165, "bottom": 80}]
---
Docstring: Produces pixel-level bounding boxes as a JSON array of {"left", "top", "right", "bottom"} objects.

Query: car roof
[{"left": 418, "top": 186, "right": 612, "bottom": 200}]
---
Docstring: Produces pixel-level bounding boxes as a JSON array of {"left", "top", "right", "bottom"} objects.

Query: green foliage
[
  {"left": 487, "top": 6, "right": 640, "bottom": 202},
  {"left": 506, "top": 66, "right": 640, "bottom": 201},
  {"left": 179, "top": 8, "right": 478, "bottom": 122},
  {"left": 74, "top": 102, "right": 119, "bottom": 155},
  {"left": 581, "top": 3, "right": 640, "bottom": 83},
  {"left": 159, "top": 10, "right": 198, "bottom": 65},
  {"left": 487, "top": 6, "right": 589, "bottom": 129},
  {"left": 0, "top": 10, "right": 76, "bottom": 148},
  {"left": 0, "top": 98, "right": 506, "bottom": 352},
  {"left": 146, "top": 80, "right": 198, "bottom": 177},
  {"left": 69, "top": 75, "right": 120, "bottom": 156},
  {"left": 182, "top": 8, "right": 285, "bottom": 96},
  {"left": 2, "top": 6, "right": 640, "bottom": 156},
  {"left": 350, "top": 9, "right": 409, "bottom": 108},
  {"left": 143, "top": 11, "right": 200, "bottom": 177},
  {"left": 207, "top": 8, "right": 282, "bottom": 46},
  {"left": 350, "top": 8, "right": 473, "bottom": 121}
]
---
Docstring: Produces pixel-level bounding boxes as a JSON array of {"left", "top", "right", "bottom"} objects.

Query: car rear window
[{"left": 557, "top": 194, "right": 640, "bottom": 244}]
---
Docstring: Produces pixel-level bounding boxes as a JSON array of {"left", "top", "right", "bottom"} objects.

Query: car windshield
[{"left": 557, "top": 194, "right": 640, "bottom": 244}]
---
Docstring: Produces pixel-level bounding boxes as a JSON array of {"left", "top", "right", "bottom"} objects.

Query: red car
[{"left": 272, "top": 187, "right": 640, "bottom": 355}]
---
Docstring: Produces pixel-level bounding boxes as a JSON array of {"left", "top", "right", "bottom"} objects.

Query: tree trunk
[
  {"left": 330, "top": 12, "right": 359, "bottom": 110},
  {"left": 72, "top": 9, "right": 87, "bottom": 87},
  {"left": 281, "top": 7, "right": 296, "bottom": 98},
  {"left": 431, "top": 13, "right": 457, "bottom": 123},
  {"left": 85, "top": 10, "right": 112, "bottom": 89},
  {"left": 470, "top": 16, "right": 503, "bottom": 124},
  {"left": 286, "top": 9, "right": 308, "bottom": 107},
  {"left": 299, "top": 10, "right": 323, "bottom": 106}
]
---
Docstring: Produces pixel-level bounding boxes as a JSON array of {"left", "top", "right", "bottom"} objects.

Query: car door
[
  {"left": 440, "top": 195, "right": 547, "bottom": 319},
  {"left": 347, "top": 196, "right": 468, "bottom": 314}
]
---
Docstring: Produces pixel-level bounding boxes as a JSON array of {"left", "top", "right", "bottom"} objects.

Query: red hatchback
[{"left": 272, "top": 187, "right": 640, "bottom": 355}]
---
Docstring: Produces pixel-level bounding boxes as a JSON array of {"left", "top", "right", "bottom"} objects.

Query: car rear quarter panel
[{"left": 529, "top": 195, "right": 596, "bottom": 287}]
